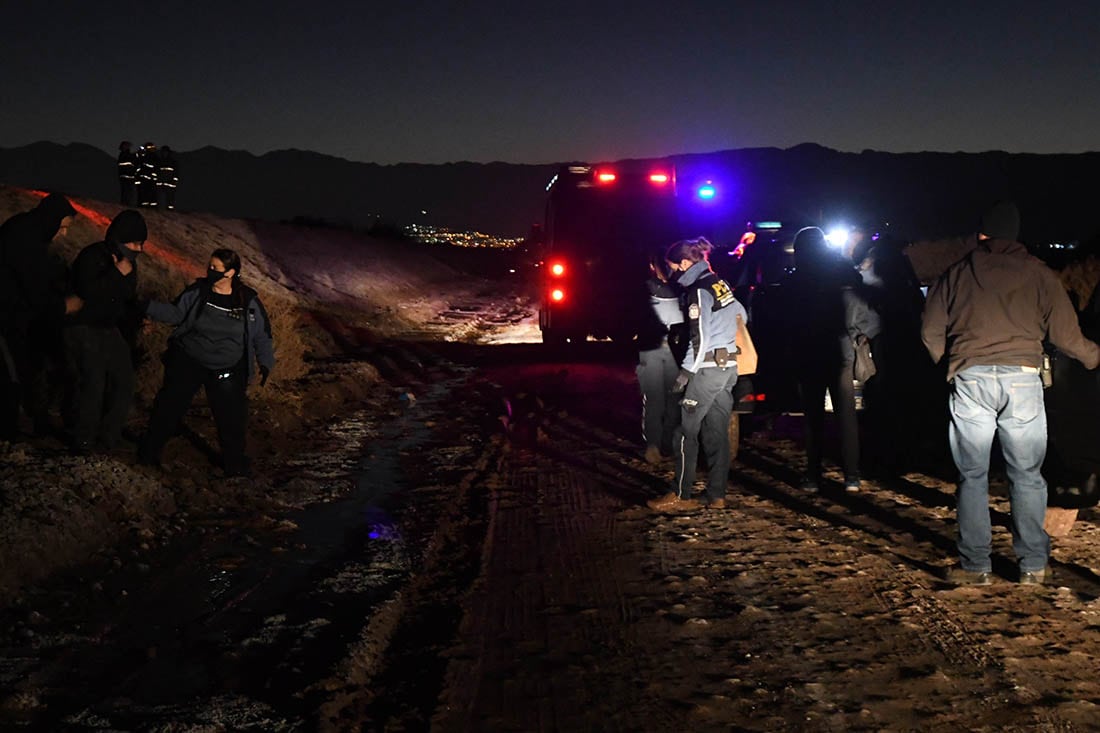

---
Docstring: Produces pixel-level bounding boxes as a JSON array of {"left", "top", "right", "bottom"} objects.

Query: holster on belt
[{"left": 712, "top": 347, "right": 730, "bottom": 368}]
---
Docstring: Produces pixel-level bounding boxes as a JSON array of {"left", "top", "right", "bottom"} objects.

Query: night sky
[{"left": 4, "top": 1, "right": 1099, "bottom": 165}]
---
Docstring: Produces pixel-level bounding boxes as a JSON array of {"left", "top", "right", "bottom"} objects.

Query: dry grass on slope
[{"left": 1, "top": 186, "right": 467, "bottom": 401}]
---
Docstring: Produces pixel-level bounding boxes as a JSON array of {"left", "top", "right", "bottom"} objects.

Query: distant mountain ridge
[{"left": 1, "top": 141, "right": 1097, "bottom": 244}]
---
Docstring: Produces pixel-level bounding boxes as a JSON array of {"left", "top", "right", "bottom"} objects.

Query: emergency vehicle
[{"left": 538, "top": 161, "right": 686, "bottom": 345}]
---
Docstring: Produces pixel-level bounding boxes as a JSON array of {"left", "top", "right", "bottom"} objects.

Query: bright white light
[{"left": 825, "top": 227, "right": 849, "bottom": 248}]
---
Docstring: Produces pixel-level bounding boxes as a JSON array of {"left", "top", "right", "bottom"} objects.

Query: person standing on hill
[
  {"left": 139, "top": 248, "right": 274, "bottom": 478},
  {"left": 156, "top": 146, "right": 179, "bottom": 210},
  {"left": 647, "top": 237, "right": 744, "bottom": 512},
  {"left": 117, "top": 141, "right": 138, "bottom": 206},
  {"left": 64, "top": 209, "right": 147, "bottom": 454},
  {"left": 0, "top": 194, "right": 82, "bottom": 441},
  {"left": 922, "top": 201, "right": 1100, "bottom": 586},
  {"left": 137, "top": 142, "right": 158, "bottom": 207}
]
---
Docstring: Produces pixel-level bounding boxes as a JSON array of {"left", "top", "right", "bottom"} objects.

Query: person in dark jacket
[
  {"left": 0, "top": 194, "right": 82, "bottom": 441},
  {"left": 117, "top": 141, "right": 138, "bottom": 206},
  {"left": 64, "top": 209, "right": 147, "bottom": 453},
  {"left": 139, "top": 248, "right": 274, "bottom": 477},
  {"left": 922, "top": 201, "right": 1100, "bottom": 587},
  {"left": 636, "top": 251, "right": 684, "bottom": 464},
  {"left": 647, "top": 238, "right": 745, "bottom": 512},
  {"left": 155, "top": 146, "right": 179, "bottom": 210},
  {"left": 137, "top": 142, "right": 158, "bottom": 207},
  {"left": 780, "top": 226, "right": 879, "bottom": 493}
]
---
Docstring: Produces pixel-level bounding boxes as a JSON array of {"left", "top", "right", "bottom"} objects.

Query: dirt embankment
[{"left": 0, "top": 186, "right": 524, "bottom": 605}]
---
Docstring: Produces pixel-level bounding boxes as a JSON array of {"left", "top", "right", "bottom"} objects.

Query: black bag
[{"left": 853, "top": 334, "right": 876, "bottom": 383}]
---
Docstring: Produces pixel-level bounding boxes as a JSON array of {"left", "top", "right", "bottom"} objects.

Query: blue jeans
[{"left": 948, "top": 366, "right": 1049, "bottom": 573}]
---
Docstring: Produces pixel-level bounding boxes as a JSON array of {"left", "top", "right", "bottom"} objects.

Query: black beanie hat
[
  {"left": 105, "top": 209, "right": 147, "bottom": 244},
  {"left": 980, "top": 201, "right": 1020, "bottom": 241},
  {"left": 35, "top": 193, "right": 77, "bottom": 222}
]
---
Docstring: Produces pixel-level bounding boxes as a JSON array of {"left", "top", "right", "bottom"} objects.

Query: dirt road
[{"left": 4, "top": 339, "right": 1100, "bottom": 731}]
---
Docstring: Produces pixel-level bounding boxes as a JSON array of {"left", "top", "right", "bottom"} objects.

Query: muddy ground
[{"left": 2, "top": 195, "right": 1100, "bottom": 729}]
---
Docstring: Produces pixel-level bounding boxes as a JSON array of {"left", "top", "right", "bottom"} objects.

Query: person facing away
[
  {"left": 921, "top": 201, "right": 1100, "bottom": 587},
  {"left": 0, "top": 194, "right": 82, "bottom": 441},
  {"left": 780, "top": 226, "right": 879, "bottom": 493},
  {"left": 636, "top": 250, "right": 684, "bottom": 465},
  {"left": 64, "top": 209, "right": 147, "bottom": 454},
  {"left": 924, "top": 202, "right": 1095, "bottom": 585},
  {"left": 117, "top": 141, "right": 138, "bottom": 206},
  {"left": 139, "top": 248, "right": 274, "bottom": 478},
  {"left": 647, "top": 237, "right": 745, "bottom": 512}
]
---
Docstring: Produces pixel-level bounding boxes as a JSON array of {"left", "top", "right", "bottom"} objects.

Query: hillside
[
  {"left": 0, "top": 186, "right": 533, "bottom": 602},
  {"left": 4, "top": 141, "right": 1100, "bottom": 246}
]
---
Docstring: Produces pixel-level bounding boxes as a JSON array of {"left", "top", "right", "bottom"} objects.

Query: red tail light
[
  {"left": 550, "top": 262, "right": 565, "bottom": 277},
  {"left": 550, "top": 288, "right": 565, "bottom": 302}
]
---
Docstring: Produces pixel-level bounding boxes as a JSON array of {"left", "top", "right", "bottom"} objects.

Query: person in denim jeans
[{"left": 922, "top": 202, "right": 1100, "bottom": 585}]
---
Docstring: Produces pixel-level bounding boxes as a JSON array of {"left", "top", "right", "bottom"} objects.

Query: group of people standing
[
  {"left": 637, "top": 200, "right": 1100, "bottom": 586},
  {"left": 117, "top": 141, "right": 179, "bottom": 210},
  {"left": 0, "top": 194, "right": 275, "bottom": 478}
]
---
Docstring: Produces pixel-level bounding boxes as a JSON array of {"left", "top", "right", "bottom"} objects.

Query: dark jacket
[
  {"left": 67, "top": 241, "right": 138, "bottom": 329},
  {"left": 782, "top": 258, "right": 879, "bottom": 372},
  {"left": 146, "top": 280, "right": 275, "bottom": 383},
  {"left": 0, "top": 194, "right": 76, "bottom": 327},
  {"left": 637, "top": 276, "right": 683, "bottom": 352},
  {"left": 921, "top": 238, "right": 1100, "bottom": 380}
]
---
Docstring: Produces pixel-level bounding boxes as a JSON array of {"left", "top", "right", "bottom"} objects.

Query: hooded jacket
[
  {"left": 0, "top": 194, "right": 76, "bottom": 326},
  {"left": 146, "top": 279, "right": 275, "bottom": 383},
  {"left": 921, "top": 238, "right": 1100, "bottom": 380}
]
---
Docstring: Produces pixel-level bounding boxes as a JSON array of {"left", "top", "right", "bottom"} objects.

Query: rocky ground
[{"left": 4, "top": 188, "right": 1100, "bottom": 730}]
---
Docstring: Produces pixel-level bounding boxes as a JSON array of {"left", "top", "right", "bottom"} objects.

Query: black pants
[
  {"left": 64, "top": 325, "right": 134, "bottom": 449},
  {"left": 141, "top": 347, "right": 249, "bottom": 474},
  {"left": 119, "top": 178, "right": 136, "bottom": 206},
  {"left": 798, "top": 362, "right": 860, "bottom": 481},
  {"left": 2, "top": 320, "right": 66, "bottom": 440}
]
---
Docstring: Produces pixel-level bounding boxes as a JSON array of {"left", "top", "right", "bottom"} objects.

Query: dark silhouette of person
[
  {"left": 636, "top": 250, "right": 683, "bottom": 464},
  {"left": 857, "top": 234, "right": 940, "bottom": 475},
  {"left": 780, "top": 226, "right": 879, "bottom": 492},
  {"left": 63, "top": 209, "right": 147, "bottom": 453},
  {"left": 137, "top": 142, "right": 158, "bottom": 207},
  {"left": 0, "top": 194, "right": 82, "bottom": 441},
  {"left": 156, "top": 146, "right": 179, "bottom": 210},
  {"left": 117, "top": 141, "right": 138, "bottom": 206}
]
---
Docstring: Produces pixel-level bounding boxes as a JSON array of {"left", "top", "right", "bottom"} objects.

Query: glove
[
  {"left": 259, "top": 366, "right": 270, "bottom": 387},
  {"left": 671, "top": 369, "right": 692, "bottom": 394}
]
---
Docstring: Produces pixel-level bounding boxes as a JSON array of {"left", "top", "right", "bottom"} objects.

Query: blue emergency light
[{"left": 697, "top": 182, "right": 717, "bottom": 199}]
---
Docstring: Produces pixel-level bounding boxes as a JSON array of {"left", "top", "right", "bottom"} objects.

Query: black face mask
[
  {"left": 113, "top": 242, "right": 140, "bottom": 263},
  {"left": 206, "top": 268, "right": 227, "bottom": 286}
]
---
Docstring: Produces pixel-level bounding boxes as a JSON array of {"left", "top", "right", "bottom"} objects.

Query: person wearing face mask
[
  {"left": 138, "top": 248, "right": 274, "bottom": 478},
  {"left": 64, "top": 209, "right": 147, "bottom": 454}
]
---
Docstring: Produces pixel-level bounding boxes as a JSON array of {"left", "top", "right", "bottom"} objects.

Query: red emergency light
[
  {"left": 595, "top": 170, "right": 617, "bottom": 184},
  {"left": 550, "top": 288, "right": 565, "bottom": 302},
  {"left": 550, "top": 262, "right": 566, "bottom": 277},
  {"left": 648, "top": 172, "right": 670, "bottom": 184}
]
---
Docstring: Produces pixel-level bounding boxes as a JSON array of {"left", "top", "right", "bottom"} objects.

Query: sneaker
[
  {"left": 1019, "top": 566, "right": 1051, "bottom": 585},
  {"left": 708, "top": 498, "right": 727, "bottom": 510},
  {"left": 945, "top": 566, "right": 993, "bottom": 586},
  {"left": 646, "top": 492, "right": 701, "bottom": 512},
  {"left": 644, "top": 445, "right": 662, "bottom": 465}
]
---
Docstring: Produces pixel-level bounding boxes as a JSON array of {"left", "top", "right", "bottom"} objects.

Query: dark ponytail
[{"left": 665, "top": 236, "right": 713, "bottom": 266}]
